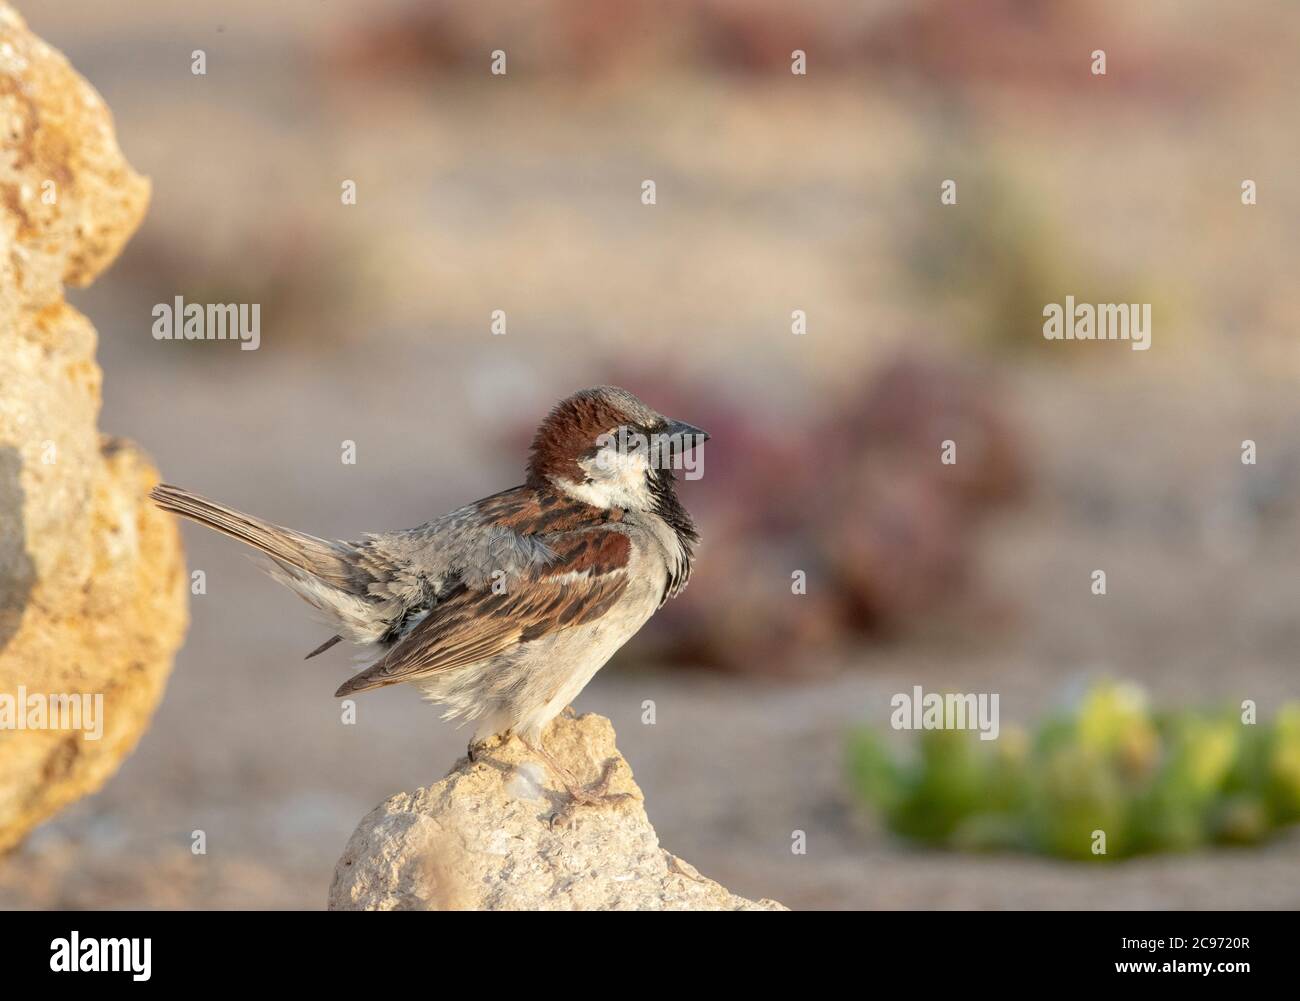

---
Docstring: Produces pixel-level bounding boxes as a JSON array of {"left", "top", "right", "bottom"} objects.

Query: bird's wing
[
  {"left": 348, "top": 485, "right": 568, "bottom": 601},
  {"left": 334, "top": 527, "right": 632, "bottom": 696}
]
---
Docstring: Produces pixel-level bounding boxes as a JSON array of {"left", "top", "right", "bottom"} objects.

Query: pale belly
[{"left": 414, "top": 569, "right": 664, "bottom": 745}]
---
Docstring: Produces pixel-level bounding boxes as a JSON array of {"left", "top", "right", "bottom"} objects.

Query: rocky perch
[
  {"left": 329, "top": 713, "right": 786, "bottom": 911},
  {"left": 0, "top": 2, "right": 187, "bottom": 852}
]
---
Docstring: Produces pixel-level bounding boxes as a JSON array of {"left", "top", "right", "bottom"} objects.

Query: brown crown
[{"left": 526, "top": 388, "right": 640, "bottom": 487}]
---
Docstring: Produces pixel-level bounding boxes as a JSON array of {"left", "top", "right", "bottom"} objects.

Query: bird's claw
[{"left": 545, "top": 759, "right": 633, "bottom": 827}]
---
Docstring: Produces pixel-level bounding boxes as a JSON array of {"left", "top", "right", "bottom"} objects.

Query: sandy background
[{"left": 3, "top": 0, "right": 1299, "bottom": 908}]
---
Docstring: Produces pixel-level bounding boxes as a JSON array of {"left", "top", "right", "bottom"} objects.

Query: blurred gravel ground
[{"left": 4, "top": 1, "right": 1298, "bottom": 907}]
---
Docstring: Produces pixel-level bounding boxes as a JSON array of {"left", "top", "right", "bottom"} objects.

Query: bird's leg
[
  {"left": 523, "top": 739, "right": 596, "bottom": 802},
  {"left": 519, "top": 737, "right": 632, "bottom": 819}
]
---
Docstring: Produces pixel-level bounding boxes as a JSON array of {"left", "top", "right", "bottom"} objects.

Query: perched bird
[{"left": 150, "top": 386, "right": 706, "bottom": 804}]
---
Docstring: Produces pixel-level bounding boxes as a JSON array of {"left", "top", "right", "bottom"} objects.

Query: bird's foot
[
  {"left": 549, "top": 759, "right": 635, "bottom": 828},
  {"left": 467, "top": 729, "right": 511, "bottom": 763},
  {"left": 520, "top": 739, "right": 632, "bottom": 827}
]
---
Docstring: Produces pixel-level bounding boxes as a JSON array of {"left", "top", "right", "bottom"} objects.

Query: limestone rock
[
  {"left": 0, "top": 1, "right": 187, "bottom": 853},
  {"left": 329, "top": 713, "right": 787, "bottom": 911}
]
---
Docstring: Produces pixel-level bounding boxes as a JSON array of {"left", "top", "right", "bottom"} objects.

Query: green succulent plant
[{"left": 847, "top": 679, "right": 1300, "bottom": 861}]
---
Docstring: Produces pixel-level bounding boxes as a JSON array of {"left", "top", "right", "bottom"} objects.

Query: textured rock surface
[
  {"left": 329, "top": 712, "right": 787, "bottom": 911},
  {"left": 0, "top": 2, "right": 187, "bottom": 853}
]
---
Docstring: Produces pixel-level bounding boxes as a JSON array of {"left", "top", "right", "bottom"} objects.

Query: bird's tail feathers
[
  {"left": 150, "top": 483, "right": 353, "bottom": 586},
  {"left": 151, "top": 483, "right": 401, "bottom": 653}
]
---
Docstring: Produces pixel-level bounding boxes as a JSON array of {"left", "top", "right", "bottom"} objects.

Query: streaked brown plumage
[{"left": 150, "top": 387, "right": 706, "bottom": 801}]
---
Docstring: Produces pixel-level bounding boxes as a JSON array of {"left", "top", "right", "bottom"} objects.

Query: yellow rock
[{"left": 0, "top": 1, "right": 187, "bottom": 853}]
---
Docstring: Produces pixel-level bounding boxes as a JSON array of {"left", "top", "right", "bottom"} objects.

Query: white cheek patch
[
  {"left": 591, "top": 444, "right": 649, "bottom": 481},
  {"left": 554, "top": 446, "right": 653, "bottom": 510}
]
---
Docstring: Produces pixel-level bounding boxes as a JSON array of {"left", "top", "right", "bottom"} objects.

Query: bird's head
[{"left": 526, "top": 386, "right": 708, "bottom": 512}]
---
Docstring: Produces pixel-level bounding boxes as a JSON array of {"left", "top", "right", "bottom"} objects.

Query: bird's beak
[
  {"left": 663, "top": 418, "right": 709, "bottom": 449},
  {"left": 658, "top": 420, "right": 708, "bottom": 469}
]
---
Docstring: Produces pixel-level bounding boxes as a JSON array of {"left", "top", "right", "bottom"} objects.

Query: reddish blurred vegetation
[
  {"left": 507, "top": 354, "right": 1028, "bottom": 678},
  {"left": 327, "top": 0, "right": 1222, "bottom": 100},
  {"left": 329, "top": 0, "right": 848, "bottom": 80}
]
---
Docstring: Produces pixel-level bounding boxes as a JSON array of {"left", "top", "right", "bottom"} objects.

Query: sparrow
[{"left": 150, "top": 386, "right": 706, "bottom": 804}]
